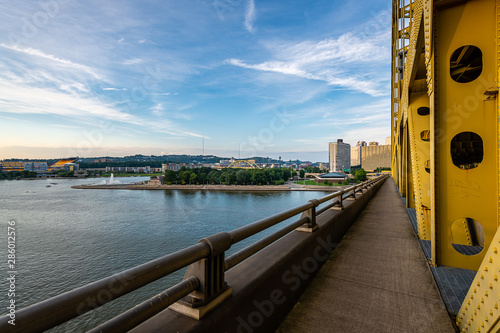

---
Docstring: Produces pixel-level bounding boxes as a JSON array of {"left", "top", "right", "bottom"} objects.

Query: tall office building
[
  {"left": 361, "top": 141, "right": 391, "bottom": 171},
  {"left": 351, "top": 141, "right": 367, "bottom": 167},
  {"left": 329, "top": 139, "right": 351, "bottom": 172}
]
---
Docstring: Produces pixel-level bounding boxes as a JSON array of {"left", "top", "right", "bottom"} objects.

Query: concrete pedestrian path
[{"left": 277, "top": 178, "right": 456, "bottom": 333}]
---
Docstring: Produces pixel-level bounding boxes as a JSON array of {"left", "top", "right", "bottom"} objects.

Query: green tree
[
  {"left": 236, "top": 170, "right": 251, "bottom": 185},
  {"left": 199, "top": 172, "right": 207, "bottom": 184},
  {"left": 354, "top": 168, "right": 367, "bottom": 183},
  {"left": 251, "top": 169, "right": 267, "bottom": 185},
  {"left": 207, "top": 170, "right": 219, "bottom": 184},
  {"left": 281, "top": 168, "right": 291, "bottom": 181},
  {"left": 220, "top": 169, "right": 236, "bottom": 185},
  {"left": 178, "top": 170, "right": 191, "bottom": 183},
  {"left": 189, "top": 173, "right": 197, "bottom": 184},
  {"left": 299, "top": 170, "right": 306, "bottom": 178},
  {"left": 164, "top": 170, "right": 176, "bottom": 183}
]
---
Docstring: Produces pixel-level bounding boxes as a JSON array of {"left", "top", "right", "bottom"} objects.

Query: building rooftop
[{"left": 319, "top": 172, "right": 347, "bottom": 178}]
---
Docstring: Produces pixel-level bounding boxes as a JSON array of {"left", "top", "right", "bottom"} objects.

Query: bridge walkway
[{"left": 277, "top": 178, "right": 456, "bottom": 332}]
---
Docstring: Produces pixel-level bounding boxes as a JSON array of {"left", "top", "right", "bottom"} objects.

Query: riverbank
[{"left": 72, "top": 183, "right": 348, "bottom": 192}]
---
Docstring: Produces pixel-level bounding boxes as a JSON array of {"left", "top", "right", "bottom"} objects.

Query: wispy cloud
[
  {"left": 122, "top": 58, "right": 144, "bottom": 65},
  {"left": 60, "top": 83, "right": 89, "bottom": 93},
  {"left": 226, "top": 19, "right": 390, "bottom": 96},
  {"left": 0, "top": 77, "right": 203, "bottom": 138},
  {"left": 151, "top": 92, "right": 172, "bottom": 96},
  {"left": 244, "top": 0, "right": 257, "bottom": 33},
  {"left": 0, "top": 44, "right": 100, "bottom": 79},
  {"left": 103, "top": 87, "right": 127, "bottom": 91},
  {"left": 150, "top": 103, "right": 164, "bottom": 115}
]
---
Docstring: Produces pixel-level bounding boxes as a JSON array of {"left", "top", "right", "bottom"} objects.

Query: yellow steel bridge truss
[{"left": 392, "top": 0, "right": 500, "bottom": 330}]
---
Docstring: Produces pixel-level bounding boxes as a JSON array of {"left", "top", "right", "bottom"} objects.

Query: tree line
[
  {"left": 0, "top": 171, "right": 38, "bottom": 180},
  {"left": 164, "top": 167, "right": 294, "bottom": 186}
]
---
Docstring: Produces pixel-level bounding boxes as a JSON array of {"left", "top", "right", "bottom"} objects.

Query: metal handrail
[
  {"left": 228, "top": 202, "right": 314, "bottom": 244},
  {"left": 0, "top": 242, "right": 210, "bottom": 333},
  {"left": 225, "top": 216, "right": 310, "bottom": 271},
  {"left": 316, "top": 189, "right": 343, "bottom": 204},
  {"left": 316, "top": 200, "right": 341, "bottom": 215},
  {"left": 87, "top": 276, "right": 200, "bottom": 333},
  {"left": 225, "top": 175, "right": 387, "bottom": 270},
  {"left": 0, "top": 175, "right": 388, "bottom": 333}
]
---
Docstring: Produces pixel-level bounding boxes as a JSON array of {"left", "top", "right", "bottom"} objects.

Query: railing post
[
  {"left": 346, "top": 185, "right": 357, "bottom": 200},
  {"left": 332, "top": 191, "right": 344, "bottom": 210},
  {"left": 296, "top": 199, "right": 319, "bottom": 232},
  {"left": 170, "top": 232, "right": 233, "bottom": 319}
]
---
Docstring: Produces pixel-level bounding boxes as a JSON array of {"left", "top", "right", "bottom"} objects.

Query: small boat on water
[{"left": 46, "top": 185, "right": 51, "bottom": 187}]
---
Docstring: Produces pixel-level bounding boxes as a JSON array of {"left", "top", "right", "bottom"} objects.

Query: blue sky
[{"left": 0, "top": 0, "right": 391, "bottom": 162}]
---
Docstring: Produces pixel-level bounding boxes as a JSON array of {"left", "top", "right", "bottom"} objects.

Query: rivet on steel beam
[
  {"left": 495, "top": 275, "right": 498, "bottom": 281},
  {"left": 494, "top": 302, "right": 498, "bottom": 309},
  {"left": 477, "top": 304, "right": 481, "bottom": 309},
  {"left": 490, "top": 309, "right": 494, "bottom": 316},
  {"left": 484, "top": 266, "right": 489, "bottom": 272},
  {"left": 481, "top": 297, "right": 484, "bottom": 303},
  {"left": 477, "top": 281, "right": 481, "bottom": 286},
  {"left": 485, "top": 290, "right": 488, "bottom": 297},
  {"left": 490, "top": 283, "right": 493, "bottom": 289},
  {"left": 489, "top": 257, "right": 493, "bottom": 263},
  {"left": 494, "top": 247, "right": 498, "bottom": 254}
]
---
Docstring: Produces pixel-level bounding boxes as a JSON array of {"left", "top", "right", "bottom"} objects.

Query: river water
[{"left": 0, "top": 177, "right": 328, "bottom": 332}]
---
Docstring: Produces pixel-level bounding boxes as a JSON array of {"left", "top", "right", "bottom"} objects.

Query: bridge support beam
[{"left": 392, "top": 0, "right": 499, "bottom": 271}]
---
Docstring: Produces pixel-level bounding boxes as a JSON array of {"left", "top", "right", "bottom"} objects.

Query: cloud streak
[
  {"left": 244, "top": 0, "right": 256, "bottom": 33},
  {"left": 0, "top": 44, "right": 100, "bottom": 79},
  {"left": 226, "top": 23, "right": 390, "bottom": 96},
  {"left": 0, "top": 77, "right": 203, "bottom": 138}
]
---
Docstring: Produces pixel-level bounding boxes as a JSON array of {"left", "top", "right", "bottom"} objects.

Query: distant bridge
[{"left": 228, "top": 159, "right": 261, "bottom": 169}]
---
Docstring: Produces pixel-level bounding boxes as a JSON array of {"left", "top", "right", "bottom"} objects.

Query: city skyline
[{"left": 0, "top": 1, "right": 391, "bottom": 161}]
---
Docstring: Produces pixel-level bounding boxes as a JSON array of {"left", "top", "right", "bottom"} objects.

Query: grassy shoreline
[{"left": 72, "top": 183, "right": 347, "bottom": 192}]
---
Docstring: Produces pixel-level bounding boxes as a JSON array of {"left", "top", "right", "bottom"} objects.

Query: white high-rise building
[{"left": 329, "top": 139, "right": 351, "bottom": 172}]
